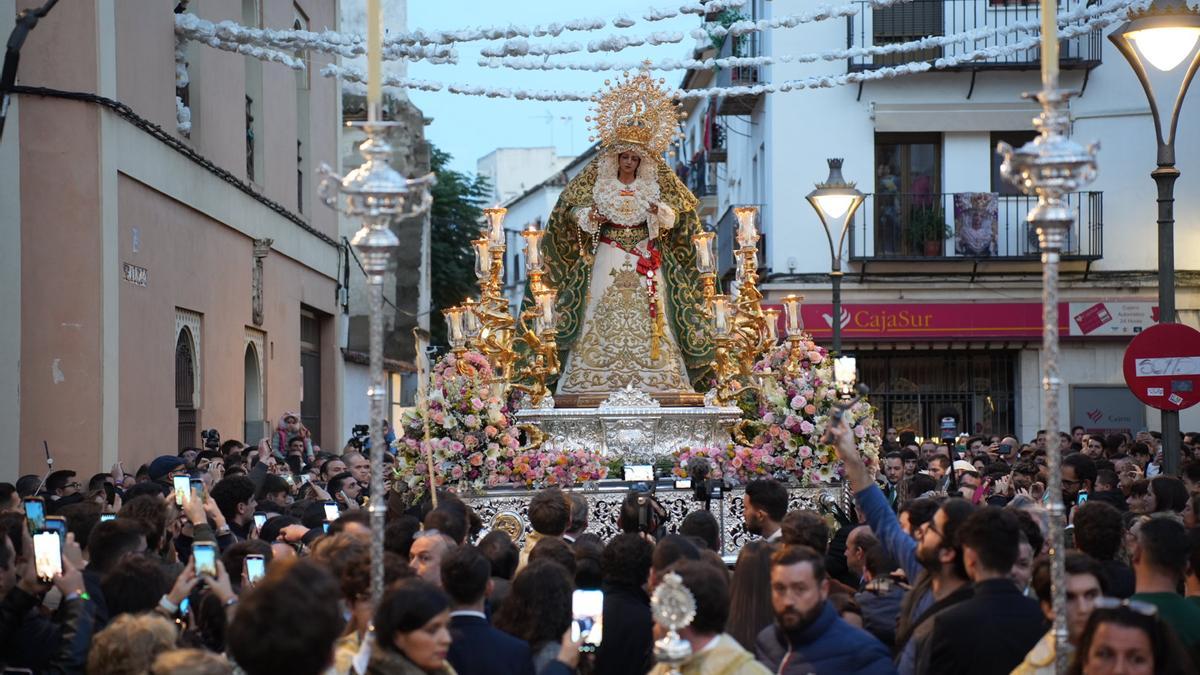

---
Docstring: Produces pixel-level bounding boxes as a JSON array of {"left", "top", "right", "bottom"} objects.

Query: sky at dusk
[{"left": 404, "top": 1, "right": 708, "bottom": 176}]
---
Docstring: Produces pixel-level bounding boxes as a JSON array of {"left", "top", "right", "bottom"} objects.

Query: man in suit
[
  {"left": 441, "top": 545, "right": 535, "bottom": 675},
  {"left": 917, "top": 507, "right": 1046, "bottom": 675}
]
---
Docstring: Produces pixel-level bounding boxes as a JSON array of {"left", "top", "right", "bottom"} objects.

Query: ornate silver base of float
[
  {"left": 464, "top": 483, "right": 837, "bottom": 556},
  {"left": 516, "top": 386, "right": 743, "bottom": 465}
]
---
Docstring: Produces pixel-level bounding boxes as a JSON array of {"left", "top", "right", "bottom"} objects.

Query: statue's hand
[{"left": 649, "top": 202, "right": 659, "bottom": 215}]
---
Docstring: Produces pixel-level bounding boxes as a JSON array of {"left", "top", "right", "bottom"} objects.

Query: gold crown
[{"left": 587, "top": 62, "right": 682, "bottom": 156}]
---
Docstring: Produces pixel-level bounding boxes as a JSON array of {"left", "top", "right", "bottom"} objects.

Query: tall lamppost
[
  {"left": 1109, "top": 0, "right": 1200, "bottom": 476},
  {"left": 806, "top": 159, "right": 865, "bottom": 355}
]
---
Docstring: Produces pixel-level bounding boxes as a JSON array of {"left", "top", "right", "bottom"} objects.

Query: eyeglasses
[{"left": 1093, "top": 596, "right": 1158, "bottom": 616}]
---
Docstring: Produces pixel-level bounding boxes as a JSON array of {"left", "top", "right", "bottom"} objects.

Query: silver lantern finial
[
  {"left": 318, "top": 120, "right": 435, "bottom": 610},
  {"left": 652, "top": 571, "right": 697, "bottom": 675}
]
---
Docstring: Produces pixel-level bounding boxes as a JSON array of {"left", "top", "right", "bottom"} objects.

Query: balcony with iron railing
[
  {"left": 846, "top": 0, "right": 1103, "bottom": 72},
  {"left": 847, "top": 191, "right": 1103, "bottom": 261},
  {"left": 715, "top": 32, "right": 763, "bottom": 115}
]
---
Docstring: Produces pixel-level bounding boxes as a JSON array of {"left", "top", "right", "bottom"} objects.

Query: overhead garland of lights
[
  {"left": 173, "top": 0, "right": 1141, "bottom": 133},
  {"left": 322, "top": 5, "right": 1137, "bottom": 104},
  {"left": 478, "top": 0, "right": 1135, "bottom": 73}
]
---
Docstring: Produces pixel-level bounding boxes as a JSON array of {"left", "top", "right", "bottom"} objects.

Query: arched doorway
[
  {"left": 175, "top": 328, "right": 197, "bottom": 450},
  {"left": 244, "top": 343, "right": 264, "bottom": 444}
]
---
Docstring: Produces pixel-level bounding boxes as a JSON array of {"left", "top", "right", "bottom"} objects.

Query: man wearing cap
[{"left": 147, "top": 455, "right": 188, "bottom": 496}]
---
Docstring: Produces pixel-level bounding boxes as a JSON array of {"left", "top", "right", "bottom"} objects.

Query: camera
[
  {"left": 685, "top": 457, "right": 726, "bottom": 506},
  {"left": 199, "top": 428, "right": 220, "bottom": 450},
  {"left": 621, "top": 483, "right": 668, "bottom": 540},
  {"left": 347, "top": 424, "right": 370, "bottom": 450}
]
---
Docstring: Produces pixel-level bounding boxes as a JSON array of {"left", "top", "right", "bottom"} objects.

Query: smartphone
[
  {"left": 23, "top": 497, "right": 45, "bottom": 535},
  {"left": 179, "top": 596, "right": 190, "bottom": 616},
  {"left": 190, "top": 479, "right": 206, "bottom": 503},
  {"left": 33, "top": 531, "right": 62, "bottom": 582},
  {"left": 100, "top": 513, "right": 117, "bottom": 522},
  {"left": 44, "top": 516, "right": 68, "bottom": 542},
  {"left": 300, "top": 474, "right": 311, "bottom": 485},
  {"left": 323, "top": 501, "right": 340, "bottom": 521},
  {"left": 253, "top": 512, "right": 268, "bottom": 530},
  {"left": 1077, "top": 489, "right": 1089, "bottom": 506},
  {"left": 571, "top": 589, "right": 604, "bottom": 652},
  {"left": 322, "top": 521, "right": 330, "bottom": 534},
  {"left": 192, "top": 542, "right": 217, "bottom": 577},
  {"left": 173, "top": 476, "right": 191, "bottom": 506},
  {"left": 998, "top": 444, "right": 1013, "bottom": 455},
  {"left": 244, "top": 554, "right": 266, "bottom": 585},
  {"left": 283, "top": 474, "right": 295, "bottom": 488}
]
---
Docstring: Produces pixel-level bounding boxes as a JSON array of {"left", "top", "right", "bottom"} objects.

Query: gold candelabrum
[
  {"left": 444, "top": 208, "right": 560, "bottom": 406},
  {"left": 692, "top": 206, "right": 775, "bottom": 404}
]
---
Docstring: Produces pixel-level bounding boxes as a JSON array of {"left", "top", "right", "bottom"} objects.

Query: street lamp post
[
  {"left": 1109, "top": 0, "right": 1200, "bottom": 476},
  {"left": 806, "top": 159, "right": 865, "bottom": 355}
]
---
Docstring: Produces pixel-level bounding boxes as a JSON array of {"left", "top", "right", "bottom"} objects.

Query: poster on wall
[
  {"left": 1070, "top": 385, "right": 1146, "bottom": 437},
  {"left": 953, "top": 192, "right": 998, "bottom": 256}
]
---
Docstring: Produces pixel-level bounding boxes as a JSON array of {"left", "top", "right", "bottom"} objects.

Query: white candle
[
  {"left": 1041, "top": 0, "right": 1058, "bottom": 88},
  {"left": 693, "top": 231, "right": 716, "bottom": 274},
  {"left": 782, "top": 294, "right": 804, "bottom": 336},
  {"left": 734, "top": 206, "right": 759, "bottom": 248},
  {"left": 712, "top": 295, "right": 732, "bottom": 336},
  {"left": 367, "top": 0, "right": 382, "bottom": 120},
  {"left": 472, "top": 237, "right": 491, "bottom": 279},
  {"left": 483, "top": 208, "right": 508, "bottom": 248},
  {"left": 764, "top": 308, "right": 781, "bottom": 344},
  {"left": 521, "top": 225, "right": 544, "bottom": 272},
  {"left": 834, "top": 356, "right": 857, "bottom": 389}
]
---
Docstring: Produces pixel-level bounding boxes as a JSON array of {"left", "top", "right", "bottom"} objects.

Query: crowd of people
[{"left": 3, "top": 411, "right": 1200, "bottom": 675}]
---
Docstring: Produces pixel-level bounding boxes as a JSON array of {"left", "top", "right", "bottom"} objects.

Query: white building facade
[{"left": 680, "top": 0, "right": 1200, "bottom": 441}]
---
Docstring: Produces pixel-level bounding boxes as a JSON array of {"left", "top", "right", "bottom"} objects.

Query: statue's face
[{"left": 618, "top": 151, "right": 641, "bottom": 175}]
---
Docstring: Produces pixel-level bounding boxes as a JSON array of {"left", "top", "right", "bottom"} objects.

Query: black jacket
[
  {"left": 593, "top": 583, "right": 653, "bottom": 675},
  {"left": 1098, "top": 559, "right": 1136, "bottom": 599},
  {"left": 917, "top": 578, "right": 1047, "bottom": 675},
  {"left": 447, "top": 613, "right": 535, "bottom": 675}
]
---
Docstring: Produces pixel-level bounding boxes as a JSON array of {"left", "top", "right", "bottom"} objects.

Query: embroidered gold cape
[{"left": 522, "top": 154, "right": 713, "bottom": 391}]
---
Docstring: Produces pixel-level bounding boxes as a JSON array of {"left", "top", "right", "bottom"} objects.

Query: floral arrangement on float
[
  {"left": 393, "top": 350, "right": 607, "bottom": 493},
  {"left": 672, "top": 333, "right": 882, "bottom": 486}
]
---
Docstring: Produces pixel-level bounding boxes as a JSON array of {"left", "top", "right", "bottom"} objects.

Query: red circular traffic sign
[{"left": 1122, "top": 323, "right": 1200, "bottom": 411}]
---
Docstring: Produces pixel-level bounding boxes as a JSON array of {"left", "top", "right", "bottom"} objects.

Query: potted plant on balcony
[{"left": 905, "top": 207, "right": 951, "bottom": 256}]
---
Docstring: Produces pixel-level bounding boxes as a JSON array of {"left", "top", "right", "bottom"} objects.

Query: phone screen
[
  {"left": 24, "top": 498, "right": 45, "bottom": 535},
  {"left": 100, "top": 513, "right": 117, "bottom": 522},
  {"left": 33, "top": 531, "right": 62, "bottom": 582},
  {"left": 571, "top": 589, "right": 604, "bottom": 651},
  {"left": 323, "top": 501, "right": 340, "bottom": 521},
  {"left": 192, "top": 543, "right": 217, "bottom": 577},
  {"left": 253, "top": 512, "right": 267, "bottom": 530},
  {"left": 44, "top": 516, "right": 68, "bottom": 542},
  {"left": 179, "top": 596, "right": 190, "bottom": 616},
  {"left": 190, "top": 480, "right": 205, "bottom": 502},
  {"left": 1077, "top": 490, "right": 1089, "bottom": 505},
  {"left": 173, "top": 476, "right": 191, "bottom": 505},
  {"left": 245, "top": 555, "right": 266, "bottom": 584}
]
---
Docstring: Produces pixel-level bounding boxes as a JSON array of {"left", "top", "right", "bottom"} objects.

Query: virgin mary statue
[{"left": 527, "top": 69, "right": 711, "bottom": 404}]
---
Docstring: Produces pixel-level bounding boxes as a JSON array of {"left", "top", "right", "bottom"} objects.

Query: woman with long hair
[
  {"left": 368, "top": 579, "right": 456, "bottom": 674},
  {"left": 726, "top": 540, "right": 776, "bottom": 651},
  {"left": 1067, "top": 601, "right": 1194, "bottom": 675},
  {"left": 493, "top": 559, "right": 575, "bottom": 672}
]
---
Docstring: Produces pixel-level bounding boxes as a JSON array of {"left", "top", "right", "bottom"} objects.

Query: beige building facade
[{"left": 2, "top": 0, "right": 346, "bottom": 477}]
